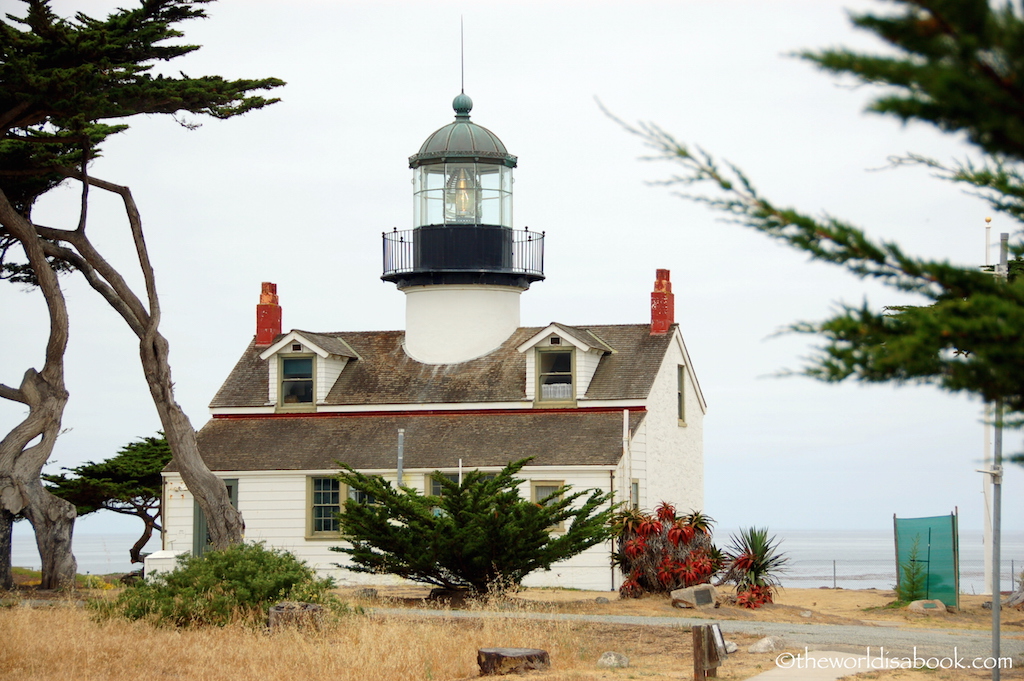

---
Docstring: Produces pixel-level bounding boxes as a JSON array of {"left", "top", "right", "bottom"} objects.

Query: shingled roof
[
  {"left": 175, "top": 409, "right": 647, "bottom": 472},
  {"left": 209, "top": 323, "right": 676, "bottom": 408}
]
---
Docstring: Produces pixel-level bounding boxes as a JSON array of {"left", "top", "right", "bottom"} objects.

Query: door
[{"left": 193, "top": 479, "right": 238, "bottom": 557}]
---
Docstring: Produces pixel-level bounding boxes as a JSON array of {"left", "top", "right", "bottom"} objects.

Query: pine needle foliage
[
  {"left": 42, "top": 433, "right": 171, "bottom": 563},
  {"left": 611, "top": 0, "right": 1024, "bottom": 429},
  {"left": 331, "top": 458, "right": 615, "bottom": 595},
  {"left": 895, "top": 536, "right": 929, "bottom": 603},
  {"left": 0, "top": 0, "right": 284, "bottom": 274}
]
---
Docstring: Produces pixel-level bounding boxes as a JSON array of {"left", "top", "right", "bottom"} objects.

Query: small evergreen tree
[
  {"left": 43, "top": 434, "right": 171, "bottom": 563},
  {"left": 896, "top": 537, "right": 928, "bottom": 603},
  {"left": 332, "top": 458, "right": 615, "bottom": 594}
]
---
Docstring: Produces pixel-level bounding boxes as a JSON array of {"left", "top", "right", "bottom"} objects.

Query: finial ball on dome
[{"left": 453, "top": 92, "right": 473, "bottom": 115}]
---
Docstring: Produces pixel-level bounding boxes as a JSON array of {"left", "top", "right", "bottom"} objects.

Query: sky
[{"left": 3, "top": 0, "right": 1022, "bottom": 544}]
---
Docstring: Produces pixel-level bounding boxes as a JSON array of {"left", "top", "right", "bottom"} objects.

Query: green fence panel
[{"left": 894, "top": 513, "right": 959, "bottom": 609}]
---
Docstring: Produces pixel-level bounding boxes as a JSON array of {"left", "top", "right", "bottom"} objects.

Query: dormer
[
  {"left": 517, "top": 323, "right": 614, "bottom": 405},
  {"left": 259, "top": 330, "right": 360, "bottom": 411}
]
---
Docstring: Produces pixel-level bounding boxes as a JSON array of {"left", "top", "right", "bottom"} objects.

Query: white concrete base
[
  {"left": 144, "top": 550, "right": 187, "bottom": 579},
  {"left": 403, "top": 285, "right": 522, "bottom": 364}
]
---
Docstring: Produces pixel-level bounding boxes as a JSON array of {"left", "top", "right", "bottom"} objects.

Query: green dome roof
[{"left": 409, "top": 93, "right": 517, "bottom": 169}]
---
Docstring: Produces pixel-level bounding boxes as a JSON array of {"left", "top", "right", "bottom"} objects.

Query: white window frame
[
  {"left": 535, "top": 348, "right": 575, "bottom": 405},
  {"left": 279, "top": 354, "right": 316, "bottom": 411}
]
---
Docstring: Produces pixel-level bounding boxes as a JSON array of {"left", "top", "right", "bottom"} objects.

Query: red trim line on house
[{"left": 212, "top": 405, "right": 647, "bottom": 420}]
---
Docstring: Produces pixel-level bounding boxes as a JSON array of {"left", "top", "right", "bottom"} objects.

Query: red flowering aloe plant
[{"left": 611, "top": 503, "right": 723, "bottom": 597}]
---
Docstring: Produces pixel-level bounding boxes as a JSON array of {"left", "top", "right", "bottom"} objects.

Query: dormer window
[
  {"left": 537, "top": 348, "right": 573, "bottom": 403},
  {"left": 280, "top": 356, "right": 314, "bottom": 406}
]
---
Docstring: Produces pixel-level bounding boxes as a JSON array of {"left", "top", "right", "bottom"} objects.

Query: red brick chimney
[
  {"left": 650, "top": 269, "right": 674, "bottom": 335},
  {"left": 255, "top": 282, "right": 282, "bottom": 346}
]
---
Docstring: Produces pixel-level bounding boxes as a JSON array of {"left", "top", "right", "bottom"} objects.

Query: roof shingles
[
  {"left": 178, "top": 410, "right": 647, "bottom": 472},
  {"left": 210, "top": 324, "right": 674, "bottom": 409}
]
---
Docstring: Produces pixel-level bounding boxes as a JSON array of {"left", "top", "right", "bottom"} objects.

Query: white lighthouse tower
[{"left": 382, "top": 93, "right": 544, "bottom": 363}]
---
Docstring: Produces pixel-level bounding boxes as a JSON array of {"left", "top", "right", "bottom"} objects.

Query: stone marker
[
  {"left": 747, "top": 636, "right": 786, "bottom": 654},
  {"left": 477, "top": 648, "right": 550, "bottom": 676},
  {"left": 595, "top": 596, "right": 610, "bottom": 604},
  {"left": 267, "top": 601, "right": 324, "bottom": 630},
  {"left": 670, "top": 584, "right": 719, "bottom": 609},
  {"left": 908, "top": 599, "right": 948, "bottom": 614},
  {"left": 596, "top": 651, "right": 629, "bottom": 668}
]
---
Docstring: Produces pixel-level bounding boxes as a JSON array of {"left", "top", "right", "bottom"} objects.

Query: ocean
[{"left": 10, "top": 528, "right": 1024, "bottom": 593}]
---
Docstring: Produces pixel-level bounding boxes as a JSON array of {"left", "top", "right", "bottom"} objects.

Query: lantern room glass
[{"left": 414, "top": 163, "right": 512, "bottom": 228}]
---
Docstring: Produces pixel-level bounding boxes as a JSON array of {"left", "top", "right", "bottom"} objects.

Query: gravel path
[{"left": 374, "top": 607, "right": 1024, "bottom": 661}]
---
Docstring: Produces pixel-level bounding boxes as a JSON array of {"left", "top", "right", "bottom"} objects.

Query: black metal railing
[{"left": 382, "top": 226, "right": 544, "bottom": 279}]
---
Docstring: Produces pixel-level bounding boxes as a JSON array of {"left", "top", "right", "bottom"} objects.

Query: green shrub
[{"left": 93, "top": 542, "right": 339, "bottom": 627}]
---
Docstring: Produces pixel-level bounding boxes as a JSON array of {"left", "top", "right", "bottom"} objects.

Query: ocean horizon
[{"left": 10, "top": 527, "right": 1024, "bottom": 593}]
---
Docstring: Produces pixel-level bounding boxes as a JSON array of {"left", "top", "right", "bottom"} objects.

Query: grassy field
[{"left": 3, "top": 578, "right": 1024, "bottom": 680}]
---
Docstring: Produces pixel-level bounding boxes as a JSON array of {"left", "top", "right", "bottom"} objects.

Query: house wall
[
  {"left": 161, "top": 465, "right": 621, "bottom": 591},
  {"left": 640, "top": 329, "right": 704, "bottom": 514}
]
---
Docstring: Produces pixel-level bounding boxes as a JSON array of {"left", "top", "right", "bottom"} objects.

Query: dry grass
[
  {"left": 3, "top": 587, "right": 1024, "bottom": 680},
  {"left": 0, "top": 600, "right": 779, "bottom": 681}
]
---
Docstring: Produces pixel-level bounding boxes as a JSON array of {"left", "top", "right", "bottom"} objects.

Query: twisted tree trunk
[
  {"left": 0, "top": 510, "right": 13, "bottom": 590},
  {"left": 0, "top": 193, "right": 77, "bottom": 589},
  {"left": 35, "top": 172, "right": 244, "bottom": 550}
]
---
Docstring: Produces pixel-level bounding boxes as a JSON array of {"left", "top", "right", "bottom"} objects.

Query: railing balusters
[{"left": 382, "top": 227, "right": 544, "bottom": 278}]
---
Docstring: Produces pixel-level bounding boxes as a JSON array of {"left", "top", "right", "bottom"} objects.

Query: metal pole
[
  {"left": 984, "top": 402, "right": 994, "bottom": 595},
  {"left": 983, "top": 217, "right": 995, "bottom": 595},
  {"left": 397, "top": 428, "right": 405, "bottom": 487},
  {"left": 992, "top": 233, "right": 1008, "bottom": 681}
]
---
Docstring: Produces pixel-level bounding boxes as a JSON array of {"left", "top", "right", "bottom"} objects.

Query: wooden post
[{"left": 691, "top": 625, "right": 720, "bottom": 679}]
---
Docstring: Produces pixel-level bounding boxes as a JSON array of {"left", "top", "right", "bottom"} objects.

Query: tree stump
[
  {"left": 267, "top": 601, "right": 324, "bottom": 630},
  {"left": 477, "top": 648, "right": 550, "bottom": 675}
]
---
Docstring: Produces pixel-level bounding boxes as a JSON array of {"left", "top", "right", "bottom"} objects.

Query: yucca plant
[{"left": 721, "top": 527, "right": 788, "bottom": 609}]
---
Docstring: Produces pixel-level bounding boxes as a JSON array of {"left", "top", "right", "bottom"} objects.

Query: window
[
  {"left": 427, "top": 472, "right": 495, "bottom": 497},
  {"left": 306, "top": 476, "right": 376, "bottom": 538},
  {"left": 677, "top": 364, "right": 686, "bottom": 425},
  {"left": 537, "top": 349, "right": 573, "bottom": 402},
  {"left": 428, "top": 472, "right": 460, "bottom": 497},
  {"left": 310, "top": 477, "right": 341, "bottom": 535},
  {"left": 280, "top": 355, "right": 314, "bottom": 407},
  {"left": 532, "top": 480, "right": 565, "bottom": 531},
  {"left": 630, "top": 480, "right": 640, "bottom": 510}
]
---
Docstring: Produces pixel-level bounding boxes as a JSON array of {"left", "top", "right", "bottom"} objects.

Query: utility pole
[
  {"left": 989, "top": 234, "right": 1008, "bottom": 681},
  {"left": 983, "top": 217, "right": 994, "bottom": 595}
]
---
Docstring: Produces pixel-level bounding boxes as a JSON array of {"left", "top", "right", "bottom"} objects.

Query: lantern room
[{"left": 382, "top": 93, "right": 544, "bottom": 291}]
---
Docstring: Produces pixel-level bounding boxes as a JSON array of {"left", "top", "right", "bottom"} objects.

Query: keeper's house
[{"left": 156, "top": 94, "right": 706, "bottom": 590}]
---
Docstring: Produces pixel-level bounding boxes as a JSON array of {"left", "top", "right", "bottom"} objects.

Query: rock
[
  {"left": 596, "top": 651, "right": 629, "bottom": 668},
  {"left": 908, "top": 599, "right": 948, "bottom": 614},
  {"left": 477, "top": 648, "right": 550, "bottom": 676},
  {"left": 747, "top": 636, "right": 786, "bottom": 653},
  {"left": 800, "top": 610, "right": 813, "bottom": 618},
  {"left": 670, "top": 584, "right": 719, "bottom": 609},
  {"left": 594, "top": 596, "right": 610, "bottom": 604},
  {"left": 354, "top": 587, "right": 378, "bottom": 600},
  {"left": 724, "top": 640, "right": 738, "bottom": 654},
  {"left": 267, "top": 601, "right": 324, "bottom": 630}
]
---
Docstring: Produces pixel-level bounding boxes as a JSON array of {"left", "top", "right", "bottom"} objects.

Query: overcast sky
[{"left": 3, "top": 0, "right": 1022, "bottom": 544}]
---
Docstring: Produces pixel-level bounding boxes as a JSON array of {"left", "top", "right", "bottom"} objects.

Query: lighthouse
[{"left": 382, "top": 93, "right": 544, "bottom": 364}]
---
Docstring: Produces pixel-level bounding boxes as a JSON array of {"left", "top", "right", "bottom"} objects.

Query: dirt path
[{"left": 372, "top": 606, "right": 1024, "bottom": 660}]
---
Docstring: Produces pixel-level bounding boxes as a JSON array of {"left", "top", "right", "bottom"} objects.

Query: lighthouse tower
[{"left": 382, "top": 94, "right": 544, "bottom": 363}]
